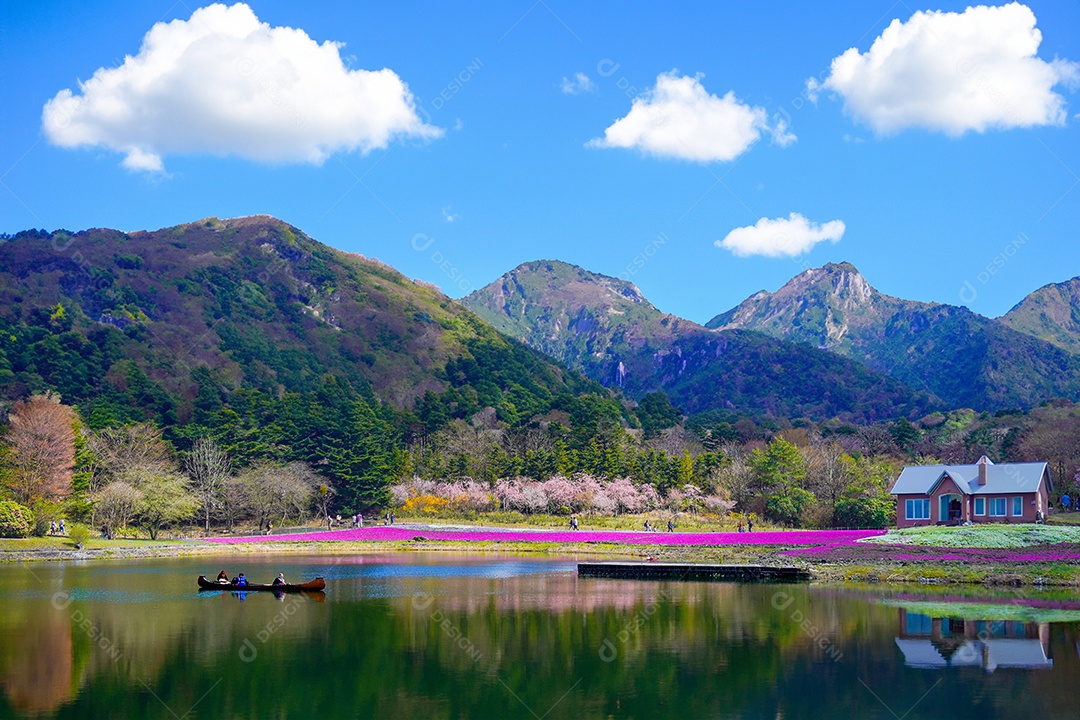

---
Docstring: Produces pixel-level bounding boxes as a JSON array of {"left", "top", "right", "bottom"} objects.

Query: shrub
[
  {"left": 0, "top": 501, "right": 34, "bottom": 538},
  {"left": 68, "top": 523, "right": 91, "bottom": 549},
  {"left": 30, "top": 499, "right": 64, "bottom": 537},
  {"left": 765, "top": 488, "right": 815, "bottom": 527},
  {"left": 402, "top": 495, "right": 450, "bottom": 514},
  {"left": 834, "top": 497, "right": 893, "bottom": 529}
]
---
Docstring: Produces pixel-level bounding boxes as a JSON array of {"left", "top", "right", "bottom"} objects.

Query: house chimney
[{"left": 977, "top": 455, "right": 992, "bottom": 485}]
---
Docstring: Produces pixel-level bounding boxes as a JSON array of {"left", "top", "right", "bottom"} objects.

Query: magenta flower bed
[
  {"left": 207, "top": 527, "right": 885, "bottom": 547},
  {"left": 783, "top": 542, "right": 1080, "bottom": 563}
]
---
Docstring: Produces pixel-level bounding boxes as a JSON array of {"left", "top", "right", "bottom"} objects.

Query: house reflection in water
[{"left": 895, "top": 609, "right": 1052, "bottom": 672}]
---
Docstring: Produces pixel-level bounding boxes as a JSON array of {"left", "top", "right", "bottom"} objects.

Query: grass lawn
[
  {"left": 880, "top": 599, "right": 1080, "bottom": 623},
  {"left": 0, "top": 536, "right": 189, "bottom": 553}
]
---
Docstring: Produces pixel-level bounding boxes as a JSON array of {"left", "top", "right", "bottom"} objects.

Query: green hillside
[
  {"left": 1000, "top": 276, "right": 1080, "bottom": 355},
  {"left": 0, "top": 217, "right": 596, "bottom": 433}
]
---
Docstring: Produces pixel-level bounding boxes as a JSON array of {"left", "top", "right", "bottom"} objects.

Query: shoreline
[{"left": 5, "top": 534, "right": 1080, "bottom": 589}]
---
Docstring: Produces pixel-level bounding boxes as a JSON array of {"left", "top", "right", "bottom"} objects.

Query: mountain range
[
  {"left": 465, "top": 260, "right": 1080, "bottom": 415},
  {"left": 2, "top": 216, "right": 1077, "bottom": 430},
  {"left": 461, "top": 260, "right": 935, "bottom": 422},
  {"left": 705, "top": 262, "right": 1080, "bottom": 410}
]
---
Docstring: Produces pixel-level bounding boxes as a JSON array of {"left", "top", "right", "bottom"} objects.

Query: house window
[
  {"left": 989, "top": 498, "right": 1007, "bottom": 517},
  {"left": 1011, "top": 497, "right": 1023, "bottom": 517},
  {"left": 906, "top": 499, "right": 930, "bottom": 520},
  {"left": 974, "top": 497, "right": 985, "bottom": 516}
]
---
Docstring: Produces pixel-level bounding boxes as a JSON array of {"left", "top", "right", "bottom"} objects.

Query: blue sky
[{"left": 1, "top": 1, "right": 1077, "bottom": 323}]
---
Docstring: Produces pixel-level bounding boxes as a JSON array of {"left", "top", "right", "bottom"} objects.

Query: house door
[{"left": 939, "top": 494, "right": 962, "bottom": 524}]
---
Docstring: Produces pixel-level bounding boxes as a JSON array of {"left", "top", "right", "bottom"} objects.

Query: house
[{"left": 890, "top": 456, "right": 1051, "bottom": 528}]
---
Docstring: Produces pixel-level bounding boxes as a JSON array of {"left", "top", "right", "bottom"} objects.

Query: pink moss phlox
[{"left": 781, "top": 541, "right": 1080, "bottom": 563}]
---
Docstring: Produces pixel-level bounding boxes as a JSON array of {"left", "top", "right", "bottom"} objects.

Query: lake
[{"left": 1, "top": 554, "right": 1078, "bottom": 719}]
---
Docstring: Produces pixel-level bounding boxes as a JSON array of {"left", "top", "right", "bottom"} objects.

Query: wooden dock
[{"left": 577, "top": 561, "right": 811, "bottom": 582}]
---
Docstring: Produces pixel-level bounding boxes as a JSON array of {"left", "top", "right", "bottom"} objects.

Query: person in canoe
[
  {"left": 216, "top": 570, "right": 229, "bottom": 584},
  {"left": 232, "top": 573, "right": 248, "bottom": 587},
  {"left": 272, "top": 573, "right": 286, "bottom": 586}
]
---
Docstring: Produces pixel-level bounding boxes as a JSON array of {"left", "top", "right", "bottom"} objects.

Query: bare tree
[
  {"left": 94, "top": 481, "right": 143, "bottom": 539},
  {"left": 715, "top": 442, "right": 754, "bottom": 510},
  {"left": 86, "top": 422, "right": 172, "bottom": 489},
  {"left": 185, "top": 438, "right": 232, "bottom": 534},
  {"left": 133, "top": 469, "right": 201, "bottom": 540},
  {"left": 804, "top": 440, "right": 854, "bottom": 524},
  {"left": 314, "top": 483, "right": 336, "bottom": 523},
  {"left": 3, "top": 392, "right": 75, "bottom": 504},
  {"left": 222, "top": 475, "right": 248, "bottom": 533},
  {"left": 1021, "top": 408, "right": 1080, "bottom": 494},
  {"left": 437, "top": 419, "right": 501, "bottom": 479},
  {"left": 856, "top": 425, "right": 894, "bottom": 457},
  {"left": 235, "top": 461, "right": 318, "bottom": 530}
]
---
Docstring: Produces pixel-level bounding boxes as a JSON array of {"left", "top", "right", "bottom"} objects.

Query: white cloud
[
  {"left": 560, "top": 72, "right": 596, "bottom": 95},
  {"left": 807, "top": 3, "right": 1079, "bottom": 135},
  {"left": 42, "top": 3, "right": 441, "bottom": 172},
  {"left": 716, "top": 213, "right": 845, "bottom": 258},
  {"left": 588, "top": 72, "right": 794, "bottom": 162}
]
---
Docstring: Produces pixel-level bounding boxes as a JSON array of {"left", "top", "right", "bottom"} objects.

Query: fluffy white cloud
[
  {"left": 42, "top": 3, "right": 441, "bottom": 172},
  {"left": 588, "top": 72, "right": 794, "bottom": 162},
  {"left": 561, "top": 72, "right": 596, "bottom": 95},
  {"left": 807, "top": 3, "right": 1079, "bottom": 135},
  {"left": 716, "top": 213, "right": 845, "bottom": 258}
]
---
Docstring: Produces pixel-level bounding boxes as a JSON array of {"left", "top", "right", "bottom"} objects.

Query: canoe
[{"left": 197, "top": 575, "right": 326, "bottom": 592}]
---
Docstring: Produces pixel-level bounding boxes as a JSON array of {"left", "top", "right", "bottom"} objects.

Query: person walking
[
  {"left": 747, "top": 519, "right": 754, "bottom": 532},
  {"left": 667, "top": 519, "right": 675, "bottom": 533}
]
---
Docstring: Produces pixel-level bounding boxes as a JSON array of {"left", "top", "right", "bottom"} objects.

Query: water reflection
[
  {"left": 895, "top": 610, "right": 1052, "bottom": 671},
  {"left": 0, "top": 556, "right": 1076, "bottom": 719}
]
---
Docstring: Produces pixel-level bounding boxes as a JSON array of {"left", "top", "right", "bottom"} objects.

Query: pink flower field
[
  {"left": 783, "top": 541, "right": 1080, "bottom": 563},
  {"left": 207, "top": 527, "right": 885, "bottom": 546}
]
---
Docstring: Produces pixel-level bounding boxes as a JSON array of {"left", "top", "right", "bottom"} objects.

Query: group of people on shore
[
  {"left": 47, "top": 520, "right": 66, "bottom": 535},
  {"left": 568, "top": 517, "right": 679, "bottom": 532},
  {"left": 641, "top": 520, "right": 676, "bottom": 532}
]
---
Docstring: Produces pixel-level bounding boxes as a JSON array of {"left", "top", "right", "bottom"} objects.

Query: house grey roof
[{"left": 889, "top": 460, "right": 1051, "bottom": 496}]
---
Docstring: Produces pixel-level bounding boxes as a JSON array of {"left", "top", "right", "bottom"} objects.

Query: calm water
[{"left": 0, "top": 554, "right": 1078, "bottom": 719}]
